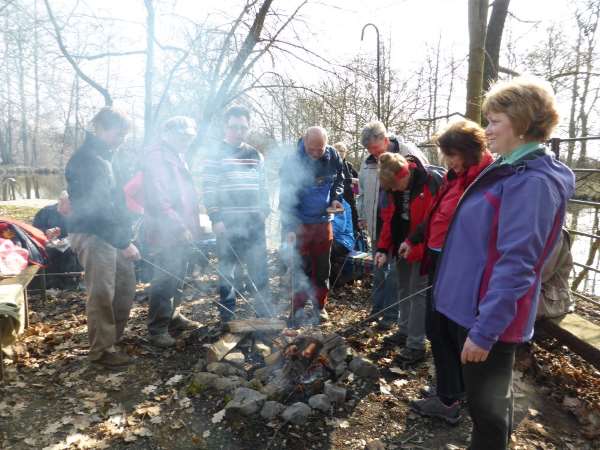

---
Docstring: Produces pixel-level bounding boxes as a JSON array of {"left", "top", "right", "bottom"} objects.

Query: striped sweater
[{"left": 201, "top": 141, "right": 270, "bottom": 227}]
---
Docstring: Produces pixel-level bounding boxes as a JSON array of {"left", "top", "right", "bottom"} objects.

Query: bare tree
[{"left": 465, "top": 0, "right": 489, "bottom": 124}]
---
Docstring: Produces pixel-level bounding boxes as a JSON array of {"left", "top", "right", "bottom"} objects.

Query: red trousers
[{"left": 292, "top": 222, "right": 333, "bottom": 311}]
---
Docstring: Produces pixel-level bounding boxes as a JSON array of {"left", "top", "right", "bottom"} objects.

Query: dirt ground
[{"left": 1, "top": 254, "right": 599, "bottom": 450}]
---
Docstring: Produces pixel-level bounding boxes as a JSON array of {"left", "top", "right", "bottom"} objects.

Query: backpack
[{"left": 536, "top": 228, "right": 574, "bottom": 320}]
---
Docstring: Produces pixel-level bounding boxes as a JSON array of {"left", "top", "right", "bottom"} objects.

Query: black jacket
[
  {"left": 33, "top": 204, "right": 68, "bottom": 238},
  {"left": 65, "top": 132, "right": 133, "bottom": 249}
]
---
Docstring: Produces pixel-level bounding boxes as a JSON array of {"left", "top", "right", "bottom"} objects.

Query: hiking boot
[
  {"left": 420, "top": 384, "right": 437, "bottom": 398},
  {"left": 290, "top": 308, "right": 307, "bottom": 328},
  {"left": 410, "top": 396, "right": 461, "bottom": 425},
  {"left": 91, "top": 351, "right": 131, "bottom": 369},
  {"left": 377, "top": 318, "right": 396, "bottom": 331},
  {"left": 395, "top": 347, "right": 426, "bottom": 365},
  {"left": 169, "top": 315, "right": 201, "bottom": 332},
  {"left": 387, "top": 332, "right": 407, "bottom": 346},
  {"left": 149, "top": 333, "right": 176, "bottom": 348}
]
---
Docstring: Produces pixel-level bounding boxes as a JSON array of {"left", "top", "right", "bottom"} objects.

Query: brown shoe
[
  {"left": 169, "top": 315, "right": 201, "bottom": 332},
  {"left": 91, "top": 351, "right": 131, "bottom": 369}
]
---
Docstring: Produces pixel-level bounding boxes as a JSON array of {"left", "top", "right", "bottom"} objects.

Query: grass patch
[{"left": 0, "top": 205, "right": 40, "bottom": 222}]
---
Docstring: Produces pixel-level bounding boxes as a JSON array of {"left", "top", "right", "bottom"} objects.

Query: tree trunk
[
  {"left": 482, "top": 0, "right": 510, "bottom": 93},
  {"left": 465, "top": 0, "right": 489, "bottom": 124},
  {"left": 567, "top": 31, "right": 582, "bottom": 166},
  {"left": 144, "top": 0, "right": 155, "bottom": 145},
  {"left": 32, "top": 0, "right": 40, "bottom": 168}
]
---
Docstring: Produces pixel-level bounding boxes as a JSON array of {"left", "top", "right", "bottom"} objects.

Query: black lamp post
[{"left": 361, "top": 23, "right": 381, "bottom": 120}]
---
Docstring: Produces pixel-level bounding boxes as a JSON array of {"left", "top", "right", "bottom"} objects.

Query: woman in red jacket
[
  {"left": 402, "top": 120, "right": 493, "bottom": 423},
  {"left": 374, "top": 152, "right": 444, "bottom": 365}
]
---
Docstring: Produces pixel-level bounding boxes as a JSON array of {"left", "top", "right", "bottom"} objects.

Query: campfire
[{"left": 192, "top": 319, "right": 380, "bottom": 425}]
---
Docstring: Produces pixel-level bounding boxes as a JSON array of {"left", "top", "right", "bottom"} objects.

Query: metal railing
[{"left": 552, "top": 136, "right": 600, "bottom": 298}]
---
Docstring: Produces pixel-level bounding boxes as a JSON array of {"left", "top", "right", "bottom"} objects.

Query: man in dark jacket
[
  {"left": 66, "top": 107, "right": 140, "bottom": 369},
  {"left": 279, "top": 126, "right": 344, "bottom": 324},
  {"left": 32, "top": 191, "right": 81, "bottom": 289},
  {"left": 143, "top": 116, "right": 201, "bottom": 347},
  {"left": 202, "top": 106, "right": 272, "bottom": 324}
]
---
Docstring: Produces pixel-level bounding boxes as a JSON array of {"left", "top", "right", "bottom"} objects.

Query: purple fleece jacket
[{"left": 433, "top": 148, "right": 575, "bottom": 350}]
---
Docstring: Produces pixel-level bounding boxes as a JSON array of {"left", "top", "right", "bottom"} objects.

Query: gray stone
[
  {"left": 260, "top": 401, "right": 286, "bottom": 420},
  {"left": 206, "top": 362, "right": 246, "bottom": 378},
  {"left": 322, "top": 334, "right": 344, "bottom": 352},
  {"left": 308, "top": 394, "right": 331, "bottom": 412},
  {"left": 192, "top": 372, "right": 219, "bottom": 388},
  {"left": 224, "top": 352, "right": 245, "bottom": 368},
  {"left": 324, "top": 381, "right": 347, "bottom": 405},
  {"left": 260, "top": 383, "right": 286, "bottom": 401},
  {"left": 334, "top": 362, "right": 347, "bottom": 377},
  {"left": 365, "top": 439, "right": 386, "bottom": 450},
  {"left": 225, "top": 387, "right": 266, "bottom": 416},
  {"left": 213, "top": 376, "right": 248, "bottom": 392},
  {"left": 281, "top": 402, "right": 312, "bottom": 425},
  {"left": 253, "top": 366, "right": 274, "bottom": 383},
  {"left": 348, "top": 356, "right": 379, "bottom": 380},
  {"left": 194, "top": 358, "right": 207, "bottom": 371},
  {"left": 327, "top": 343, "right": 349, "bottom": 365}
]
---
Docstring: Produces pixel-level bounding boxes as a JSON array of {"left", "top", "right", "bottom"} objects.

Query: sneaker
[
  {"left": 169, "top": 315, "right": 201, "bottom": 332},
  {"left": 91, "top": 351, "right": 131, "bottom": 369},
  {"left": 396, "top": 347, "right": 426, "bottom": 365},
  {"left": 319, "top": 308, "right": 330, "bottom": 322},
  {"left": 149, "top": 333, "right": 176, "bottom": 348},
  {"left": 410, "top": 396, "right": 461, "bottom": 425}
]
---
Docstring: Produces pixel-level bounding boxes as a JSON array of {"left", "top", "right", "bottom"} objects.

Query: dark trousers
[
  {"left": 439, "top": 314, "right": 517, "bottom": 450},
  {"left": 217, "top": 223, "right": 271, "bottom": 321},
  {"left": 426, "top": 249, "right": 465, "bottom": 402},
  {"left": 148, "top": 247, "right": 189, "bottom": 335}
]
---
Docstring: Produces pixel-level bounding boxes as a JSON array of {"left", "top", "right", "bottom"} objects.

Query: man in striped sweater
[{"left": 202, "top": 106, "right": 272, "bottom": 324}]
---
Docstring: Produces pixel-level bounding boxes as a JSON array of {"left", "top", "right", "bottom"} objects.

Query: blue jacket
[
  {"left": 333, "top": 199, "right": 355, "bottom": 251},
  {"left": 279, "top": 139, "right": 344, "bottom": 232},
  {"left": 433, "top": 147, "right": 575, "bottom": 350}
]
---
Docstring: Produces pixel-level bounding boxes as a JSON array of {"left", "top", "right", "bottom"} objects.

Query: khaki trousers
[{"left": 70, "top": 233, "right": 136, "bottom": 360}]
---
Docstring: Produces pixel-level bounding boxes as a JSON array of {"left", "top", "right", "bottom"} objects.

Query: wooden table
[{"left": 0, "top": 265, "right": 40, "bottom": 381}]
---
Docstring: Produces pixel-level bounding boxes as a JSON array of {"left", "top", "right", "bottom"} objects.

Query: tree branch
[
  {"left": 70, "top": 50, "right": 147, "bottom": 60},
  {"left": 416, "top": 111, "right": 466, "bottom": 122},
  {"left": 43, "top": 0, "right": 112, "bottom": 106}
]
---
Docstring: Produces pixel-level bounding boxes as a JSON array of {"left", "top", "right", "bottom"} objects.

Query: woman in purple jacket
[{"left": 432, "top": 77, "right": 574, "bottom": 449}]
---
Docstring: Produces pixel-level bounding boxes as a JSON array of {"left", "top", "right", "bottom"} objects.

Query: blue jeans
[{"left": 217, "top": 223, "right": 272, "bottom": 321}]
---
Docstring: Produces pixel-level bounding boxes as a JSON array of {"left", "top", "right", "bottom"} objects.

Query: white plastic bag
[{"left": 0, "top": 238, "right": 29, "bottom": 276}]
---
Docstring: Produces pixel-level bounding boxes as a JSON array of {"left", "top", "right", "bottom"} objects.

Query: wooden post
[{"left": 550, "top": 137, "right": 561, "bottom": 159}]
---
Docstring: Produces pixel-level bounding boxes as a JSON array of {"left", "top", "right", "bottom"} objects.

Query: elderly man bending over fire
[{"left": 279, "top": 126, "right": 344, "bottom": 325}]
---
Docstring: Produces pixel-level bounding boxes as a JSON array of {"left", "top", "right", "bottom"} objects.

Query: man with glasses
[
  {"left": 142, "top": 116, "right": 202, "bottom": 347},
  {"left": 202, "top": 106, "right": 272, "bottom": 325}
]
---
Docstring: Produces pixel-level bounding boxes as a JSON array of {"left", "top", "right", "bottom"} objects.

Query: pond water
[
  {"left": 0, "top": 174, "right": 65, "bottom": 201},
  {"left": 567, "top": 206, "right": 599, "bottom": 296}
]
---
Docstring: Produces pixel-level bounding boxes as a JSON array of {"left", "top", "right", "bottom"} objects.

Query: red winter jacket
[
  {"left": 376, "top": 162, "right": 444, "bottom": 262},
  {"left": 407, "top": 150, "right": 494, "bottom": 252}
]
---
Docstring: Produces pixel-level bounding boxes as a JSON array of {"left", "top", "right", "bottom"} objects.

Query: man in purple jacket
[{"left": 143, "top": 116, "right": 202, "bottom": 347}]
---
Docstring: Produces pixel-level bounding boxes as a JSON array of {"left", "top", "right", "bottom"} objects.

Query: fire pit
[{"left": 191, "top": 319, "right": 380, "bottom": 425}]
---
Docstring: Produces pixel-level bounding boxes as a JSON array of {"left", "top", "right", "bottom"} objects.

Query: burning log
[{"left": 207, "top": 333, "right": 247, "bottom": 363}]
